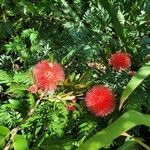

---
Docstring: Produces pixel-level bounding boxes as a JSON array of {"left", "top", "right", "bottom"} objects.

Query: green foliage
[
  {"left": 120, "top": 62, "right": 150, "bottom": 109},
  {"left": 78, "top": 110, "right": 150, "bottom": 150},
  {"left": 0, "top": 107, "right": 22, "bottom": 128},
  {"left": 13, "top": 134, "right": 29, "bottom": 150},
  {"left": 64, "top": 69, "right": 95, "bottom": 94},
  {"left": 0, "top": 126, "right": 10, "bottom": 149},
  {"left": 98, "top": 0, "right": 128, "bottom": 47},
  {"left": 20, "top": 101, "right": 69, "bottom": 146},
  {"left": 76, "top": 120, "right": 98, "bottom": 146},
  {"left": 0, "top": 54, "right": 12, "bottom": 71},
  {"left": 117, "top": 140, "right": 139, "bottom": 150},
  {"left": 13, "top": 72, "right": 34, "bottom": 86},
  {"left": 0, "top": 69, "right": 12, "bottom": 84},
  {"left": 0, "top": 0, "right": 150, "bottom": 149}
]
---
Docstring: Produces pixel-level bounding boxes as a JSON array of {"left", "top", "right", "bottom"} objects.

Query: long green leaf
[
  {"left": 98, "top": 0, "right": 127, "bottom": 44},
  {"left": 119, "top": 62, "right": 150, "bottom": 109},
  {"left": 117, "top": 141, "right": 137, "bottom": 150},
  {"left": 60, "top": 0, "right": 80, "bottom": 22},
  {"left": 78, "top": 110, "right": 150, "bottom": 150},
  {"left": 0, "top": 126, "right": 10, "bottom": 149},
  {"left": 13, "top": 134, "right": 29, "bottom": 150}
]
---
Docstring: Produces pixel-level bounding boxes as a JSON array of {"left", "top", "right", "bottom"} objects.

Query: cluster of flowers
[{"left": 28, "top": 51, "right": 133, "bottom": 117}]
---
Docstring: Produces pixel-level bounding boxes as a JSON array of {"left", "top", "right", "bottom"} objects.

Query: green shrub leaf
[
  {"left": 13, "top": 134, "right": 29, "bottom": 150},
  {"left": 0, "top": 126, "right": 10, "bottom": 149},
  {"left": 0, "top": 70, "right": 12, "bottom": 84},
  {"left": 120, "top": 62, "right": 150, "bottom": 109},
  {"left": 0, "top": 126, "right": 10, "bottom": 136},
  {"left": 78, "top": 110, "right": 150, "bottom": 150}
]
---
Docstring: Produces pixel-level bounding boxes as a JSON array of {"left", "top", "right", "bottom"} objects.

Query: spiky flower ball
[
  {"left": 33, "top": 60, "right": 65, "bottom": 91},
  {"left": 85, "top": 85, "right": 115, "bottom": 117},
  {"left": 109, "top": 52, "right": 131, "bottom": 70}
]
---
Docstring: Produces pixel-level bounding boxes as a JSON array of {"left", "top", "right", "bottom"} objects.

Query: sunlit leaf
[
  {"left": 120, "top": 62, "right": 150, "bottom": 109},
  {"left": 0, "top": 126, "right": 10, "bottom": 149},
  {"left": 13, "top": 134, "right": 29, "bottom": 150},
  {"left": 78, "top": 110, "right": 150, "bottom": 150}
]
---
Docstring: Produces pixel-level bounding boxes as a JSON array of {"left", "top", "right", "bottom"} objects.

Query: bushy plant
[{"left": 0, "top": 0, "right": 150, "bottom": 150}]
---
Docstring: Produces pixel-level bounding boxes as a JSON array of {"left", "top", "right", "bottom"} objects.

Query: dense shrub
[{"left": 0, "top": 0, "right": 150, "bottom": 150}]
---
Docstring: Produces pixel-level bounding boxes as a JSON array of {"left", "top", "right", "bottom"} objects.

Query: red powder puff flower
[
  {"left": 33, "top": 60, "right": 65, "bottom": 91},
  {"left": 85, "top": 85, "right": 115, "bottom": 117},
  {"left": 109, "top": 52, "right": 131, "bottom": 70},
  {"left": 28, "top": 84, "right": 38, "bottom": 94},
  {"left": 66, "top": 104, "right": 76, "bottom": 112}
]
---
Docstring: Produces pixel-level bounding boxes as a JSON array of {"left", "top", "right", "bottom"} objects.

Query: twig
[
  {"left": 4, "top": 94, "right": 43, "bottom": 150},
  {"left": 121, "top": 132, "right": 150, "bottom": 150}
]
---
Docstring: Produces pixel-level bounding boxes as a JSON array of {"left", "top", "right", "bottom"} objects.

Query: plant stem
[
  {"left": 4, "top": 95, "right": 43, "bottom": 150},
  {"left": 121, "top": 132, "right": 150, "bottom": 150}
]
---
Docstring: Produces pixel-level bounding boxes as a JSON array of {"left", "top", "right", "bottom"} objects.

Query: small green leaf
[
  {"left": 0, "top": 126, "right": 10, "bottom": 136},
  {"left": 70, "top": 72, "right": 76, "bottom": 82},
  {"left": 6, "top": 84, "right": 27, "bottom": 95},
  {"left": 0, "top": 136, "right": 6, "bottom": 149},
  {"left": 79, "top": 69, "right": 95, "bottom": 83},
  {"left": 30, "top": 32, "right": 38, "bottom": 43},
  {"left": 27, "top": 93, "right": 35, "bottom": 108},
  {"left": 61, "top": 49, "right": 76, "bottom": 65},
  {"left": 13, "top": 134, "right": 29, "bottom": 150},
  {"left": 0, "top": 70, "right": 12, "bottom": 84},
  {"left": 13, "top": 72, "right": 34, "bottom": 86},
  {"left": 0, "top": 126, "right": 10, "bottom": 149},
  {"left": 9, "top": 99, "right": 20, "bottom": 109},
  {"left": 120, "top": 62, "right": 150, "bottom": 109}
]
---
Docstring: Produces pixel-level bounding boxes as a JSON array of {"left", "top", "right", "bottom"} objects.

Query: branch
[
  {"left": 121, "top": 132, "right": 150, "bottom": 150},
  {"left": 4, "top": 95, "right": 43, "bottom": 150}
]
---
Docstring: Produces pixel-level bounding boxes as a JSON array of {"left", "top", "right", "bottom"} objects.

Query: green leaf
[
  {"left": 98, "top": 0, "right": 127, "bottom": 45},
  {"left": 27, "top": 93, "right": 35, "bottom": 108},
  {"left": 0, "top": 126, "right": 10, "bottom": 136},
  {"left": 78, "top": 110, "right": 150, "bottom": 150},
  {"left": 6, "top": 83, "right": 27, "bottom": 96},
  {"left": 61, "top": 49, "right": 77, "bottom": 65},
  {"left": 13, "top": 134, "right": 29, "bottom": 150},
  {"left": 70, "top": 72, "right": 76, "bottom": 82},
  {"left": 13, "top": 72, "right": 34, "bottom": 86},
  {"left": 0, "top": 126, "right": 10, "bottom": 149},
  {"left": 30, "top": 32, "right": 38, "bottom": 43},
  {"left": 8, "top": 99, "right": 20, "bottom": 109},
  {"left": 117, "top": 140, "right": 137, "bottom": 150},
  {"left": 60, "top": 0, "right": 80, "bottom": 22},
  {"left": 79, "top": 69, "right": 95, "bottom": 83},
  {"left": 120, "top": 62, "right": 150, "bottom": 109},
  {"left": 0, "top": 136, "right": 5, "bottom": 149},
  {"left": 0, "top": 70, "right": 12, "bottom": 84}
]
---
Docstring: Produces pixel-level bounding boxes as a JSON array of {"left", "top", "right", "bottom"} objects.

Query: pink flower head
[
  {"left": 109, "top": 52, "right": 131, "bottom": 70},
  {"left": 85, "top": 85, "right": 115, "bottom": 117},
  {"left": 28, "top": 84, "right": 38, "bottom": 94},
  {"left": 33, "top": 60, "right": 65, "bottom": 91},
  {"left": 66, "top": 104, "right": 76, "bottom": 112}
]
